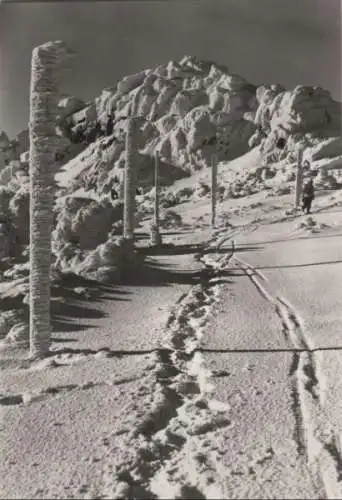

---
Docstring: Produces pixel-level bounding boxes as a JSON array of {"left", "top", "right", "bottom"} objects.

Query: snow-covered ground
[{"left": 2, "top": 149, "right": 342, "bottom": 499}]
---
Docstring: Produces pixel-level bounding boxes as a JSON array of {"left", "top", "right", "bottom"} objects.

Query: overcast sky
[{"left": 0, "top": 0, "right": 340, "bottom": 138}]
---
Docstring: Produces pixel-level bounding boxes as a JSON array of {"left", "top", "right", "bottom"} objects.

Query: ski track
[{"left": 233, "top": 252, "right": 342, "bottom": 498}]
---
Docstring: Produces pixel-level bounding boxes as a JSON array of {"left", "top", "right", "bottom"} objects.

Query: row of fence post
[{"left": 123, "top": 141, "right": 309, "bottom": 241}]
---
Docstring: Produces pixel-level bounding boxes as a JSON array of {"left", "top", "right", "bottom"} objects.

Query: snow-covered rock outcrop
[
  {"left": 1, "top": 54, "right": 341, "bottom": 287},
  {"left": 249, "top": 84, "right": 341, "bottom": 169},
  {"left": 89, "top": 55, "right": 258, "bottom": 169},
  {"left": 51, "top": 195, "right": 145, "bottom": 280},
  {"left": 61, "top": 56, "right": 341, "bottom": 184},
  {"left": 53, "top": 55, "right": 260, "bottom": 202}
]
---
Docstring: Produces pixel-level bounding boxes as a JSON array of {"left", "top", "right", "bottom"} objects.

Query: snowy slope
[{"left": 2, "top": 184, "right": 342, "bottom": 499}]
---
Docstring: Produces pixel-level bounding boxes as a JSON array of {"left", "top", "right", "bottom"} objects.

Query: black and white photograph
[{"left": 0, "top": 0, "right": 341, "bottom": 498}]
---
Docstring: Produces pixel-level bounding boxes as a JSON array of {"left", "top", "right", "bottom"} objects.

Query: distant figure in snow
[
  {"left": 106, "top": 114, "right": 114, "bottom": 136},
  {"left": 302, "top": 178, "right": 315, "bottom": 214}
]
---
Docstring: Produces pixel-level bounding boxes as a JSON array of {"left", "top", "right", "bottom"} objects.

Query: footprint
[
  {"left": 0, "top": 394, "right": 23, "bottom": 406},
  {"left": 211, "top": 369, "right": 230, "bottom": 378}
]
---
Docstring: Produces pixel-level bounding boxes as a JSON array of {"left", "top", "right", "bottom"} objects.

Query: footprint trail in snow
[{"left": 87, "top": 232, "right": 236, "bottom": 500}]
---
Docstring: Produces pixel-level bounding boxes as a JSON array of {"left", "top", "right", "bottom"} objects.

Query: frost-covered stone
[
  {"left": 58, "top": 56, "right": 260, "bottom": 176},
  {"left": 306, "top": 137, "right": 342, "bottom": 162},
  {"left": 71, "top": 235, "right": 143, "bottom": 282},
  {"left": 53, "top": 196, "right": 123, "bottom": 251},
  {"left": 253, "top": 83, "right": 341, "bottom": 165},
  {"left": 70, "top": 103, "right": 97, "bottom": 127},
  {"left": 58, "top": 95, "right": 86, "bottom": 120},
  {"left": 117, "top": 71, "right": 148, "bottom": 95}
]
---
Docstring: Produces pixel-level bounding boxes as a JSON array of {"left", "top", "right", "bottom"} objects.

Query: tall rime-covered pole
[
  {"left": 154, "top": 151, "right": 160, "bottom": 228},
  {"left": 29, "top": 41, "right": 74, "bottom": 358},
  {"left": 211, "top": 154, "right": 218, "bottom": 228},
  {"left": 150, "top": 150, "right": 162, "bottom": 246},
  {"left": 295, "top": 146, "right": 304, "bottom": 208},
  {"left": 123, "top": 91, "right": 142, "bottom": 244},
  {"left": 123, "top": 117, "right": 136, "bottom": 243}
]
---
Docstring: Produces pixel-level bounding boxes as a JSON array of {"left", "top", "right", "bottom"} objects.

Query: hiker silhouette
[{"left": 302, "top": 178, "right": 315, "bottom": 214}]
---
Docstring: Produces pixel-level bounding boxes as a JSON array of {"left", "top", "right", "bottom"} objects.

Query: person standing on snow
[{"left": 302, "top": 178, "right": 315, "bottom": 214}]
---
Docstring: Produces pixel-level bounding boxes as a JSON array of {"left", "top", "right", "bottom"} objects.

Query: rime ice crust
[{"left": 29, "top": 41, "right": 75, "bottom": 357}]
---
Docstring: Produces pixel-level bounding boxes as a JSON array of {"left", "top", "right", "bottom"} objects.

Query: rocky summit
[{"left": 0, "top": 55, "right": 341, "bottom": 285}]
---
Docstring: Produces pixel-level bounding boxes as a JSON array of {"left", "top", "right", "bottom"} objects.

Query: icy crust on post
[{"left": 29, "top": 41, "right": 75, "bottom": 358}]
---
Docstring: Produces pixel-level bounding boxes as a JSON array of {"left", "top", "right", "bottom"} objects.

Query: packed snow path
[{"left": 2, "top": 214, "right": 342, "bottom": 499}]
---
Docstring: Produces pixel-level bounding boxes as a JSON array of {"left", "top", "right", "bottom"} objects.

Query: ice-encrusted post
[
  {"left": 295, "top": 146, "right": 304, "bottom": 208},
  {"left": 211, "top": 154, "right": 218, "bottom": 228},
  {"left": 150, "top": 150, "right": 162, "bottom": 246},
  {"left": 123, "top": 116, "right": 136, "bottom": 244},
  {"left": 29, "top": 41, "right": 74, "bottom": 358},
  {"left": 123, "top": 91, "right": 142, "bottom": 245}
]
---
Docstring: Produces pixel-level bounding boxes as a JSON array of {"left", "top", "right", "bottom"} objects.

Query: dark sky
[{"left": 0, "top": 0, "right": 341, "bottom": 138}]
